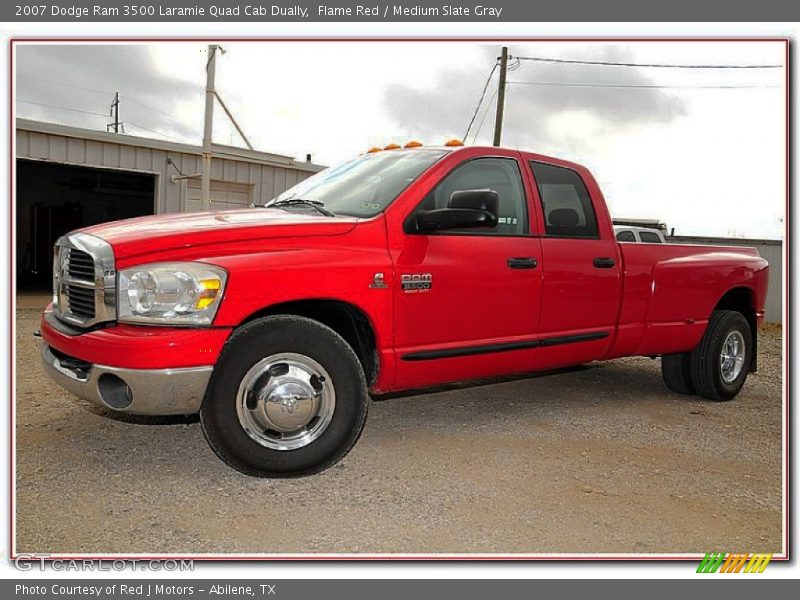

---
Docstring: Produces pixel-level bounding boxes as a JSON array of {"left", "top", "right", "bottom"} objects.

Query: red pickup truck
[{"left": 40, "top": 144, "right": 769, "bottom": 477}]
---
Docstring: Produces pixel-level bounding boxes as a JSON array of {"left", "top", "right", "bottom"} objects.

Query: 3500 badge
[{"left": 401, "top": 273, "right": 432, "bottom": 293}]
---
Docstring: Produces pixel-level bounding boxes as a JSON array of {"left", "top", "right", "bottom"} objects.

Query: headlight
[{"left": 118, "top": 262, "right": 227, "bottom": 326}]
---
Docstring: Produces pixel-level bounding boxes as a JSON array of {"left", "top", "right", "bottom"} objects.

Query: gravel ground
[{"left": 14, "top": 304, "right": 784, "bottom": 556}]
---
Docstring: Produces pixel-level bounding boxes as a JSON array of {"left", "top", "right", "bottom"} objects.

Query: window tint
[
  {"left": 639, "top": 231, "right": 663, "bottom": 244},
  {"left": 529, "top": 162, "right": 598, "bottom": 238},
  {"left": 416, "top": 157, "right": 528, "bottom": 235},
  {"left": 616, "top": 230, "right": 636, "bottom": 242}
]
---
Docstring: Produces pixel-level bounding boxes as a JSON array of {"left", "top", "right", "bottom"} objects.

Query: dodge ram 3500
[{"left": 40, "top": 145, "right": 769, "bottom": 476}]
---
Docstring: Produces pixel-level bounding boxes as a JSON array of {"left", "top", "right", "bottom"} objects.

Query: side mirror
[
  {"left": 415, "top": 189, "right": 499, "bottom": 233},
  {"left": 448, "top": 189, "right": 499, "bottom": 215}
]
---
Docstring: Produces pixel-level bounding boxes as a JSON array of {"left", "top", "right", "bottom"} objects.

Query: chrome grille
[
  {"left": 53, "top": 233, "right": 116, "bottom": 328},
  {"left": 64, "top": 249, "right": 96, "bottom": 319},
  {"left": 66, "top": 248, "right": 95, "bottom": 279}
]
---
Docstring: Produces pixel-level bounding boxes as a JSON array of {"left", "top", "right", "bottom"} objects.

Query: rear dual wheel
[
  {"left": 661, "top": 352, "right": 695, "bottom": 395},
  {"left": 661, "top": 310, "right": 752, "bottom": 401}
]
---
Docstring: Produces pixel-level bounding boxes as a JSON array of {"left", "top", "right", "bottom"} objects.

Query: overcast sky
[{"left": 15, "top": 41, "right": 786, "bottom": 239}]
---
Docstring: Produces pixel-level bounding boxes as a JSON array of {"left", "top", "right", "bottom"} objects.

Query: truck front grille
[
  {"left": 66, "top": 248, "right": 96, "bottom": 279},
  {"left": 64, "top": 286, "right": 96, "bottom": 319},
  {"left": 53, "top": 234, "right": 116, "bottom": 328},
  {"left": 64, "top": 248, "right": 97, "bottom": 319}
]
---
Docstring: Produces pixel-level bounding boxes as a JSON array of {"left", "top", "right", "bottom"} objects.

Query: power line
[
  {"left": 121, "top": 95, "right": 187, "bottom": 125},
  {"left": 507, "top": 80, "right": 781, "bottom": 89},
  {"left": 17, "top": 74, "right": 110, "bottom": 95},
  {"left": 17, "top": 96, "right": 185, "bottom": 142},
  {"left": 16, "top": 99, "right": 108, "bottom": 117},
  {"left": 471, "top": 89, "right": 498, "bottom": 144},
  {"left": 18, "top": 99, "right": 184, "bottom": 141},
  {"left": 126, "top": 121, "right": 184, "bottom": 142},
  {"left": 512, "top": 56, "right": 783, "bottom": 69},
  {"left": 463, "top": 62, "right": 499, "bottom": 142},
  {"left": 467, "top": 51, "right": 782, "bottom": 144},
  {"left": 18, "top": 73, "right": 190, "bottom": 127}
]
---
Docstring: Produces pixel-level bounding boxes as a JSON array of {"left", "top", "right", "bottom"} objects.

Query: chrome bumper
[{"left": 40, "top": 344, "right": 212, "bottom": 415}]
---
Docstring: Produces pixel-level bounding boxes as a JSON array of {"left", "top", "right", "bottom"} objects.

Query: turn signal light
[{"left": 196, "top": 278, "right": 222, "bottom": 310}]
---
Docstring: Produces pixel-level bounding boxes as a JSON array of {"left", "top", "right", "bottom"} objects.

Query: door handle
[
  {"left": 507, "top": 257, "right": 537, "bottom": 269},
  {"left": 593, "top": 257, "right": 616, "bottom": 269}
]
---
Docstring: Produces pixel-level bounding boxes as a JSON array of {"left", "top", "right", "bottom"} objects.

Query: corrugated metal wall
[
  {"left": 668, "top": 236, "right": 783, "bottom": 323},
  {"left": 16, "top": 128, "right": 316, "bottom": 214}
]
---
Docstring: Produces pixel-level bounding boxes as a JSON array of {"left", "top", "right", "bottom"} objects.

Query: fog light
[{"left": 97, "top": 374, "right": 133, "bottom": 410}]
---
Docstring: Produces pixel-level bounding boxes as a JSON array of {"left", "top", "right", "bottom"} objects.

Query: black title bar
[{"left": 5, "top": 0, "right": 800, "bottom": 22}]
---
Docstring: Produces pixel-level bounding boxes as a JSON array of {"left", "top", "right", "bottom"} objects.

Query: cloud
[
  {"left": 15, "top": 45, "right": 201, "bottom": 141},
  {"left": 383, "top": 44, "right": 686, "bottom": 149},
  {"left": 12, "top": 42, "right": 783, "bottom": 238}
]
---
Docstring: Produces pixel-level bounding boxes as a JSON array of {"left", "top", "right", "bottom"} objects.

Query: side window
[
  {"left": 415, "top": 157, "right": 528, "bottom": 235},
  {"left": 639, "top": 231, "right": 663, "bottom": 244},
  {"left": 616, "top": 230, "right": 636, "bottom": 242},
  {"left": 529, "top": 162, "right": 599, "bottom": 238}
]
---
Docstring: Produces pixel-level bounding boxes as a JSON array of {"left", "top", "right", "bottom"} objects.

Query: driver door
[{"left": 390, "top": 155, "right": 543, "bottom": 390}]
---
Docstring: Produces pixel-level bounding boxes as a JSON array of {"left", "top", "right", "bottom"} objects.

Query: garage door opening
[{"left": 16, "top": 160, "right": 155, "bottom": 291}]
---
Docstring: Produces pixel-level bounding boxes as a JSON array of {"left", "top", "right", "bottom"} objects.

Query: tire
[
  {"left": 661, "top": 352, "right": 695, "bottom": 395},
  {"left": 200, "top": 315, "right": 369, "bottom": 477},
  {"left": 689, "top": 310, "right": 752, "bottom": 401}
]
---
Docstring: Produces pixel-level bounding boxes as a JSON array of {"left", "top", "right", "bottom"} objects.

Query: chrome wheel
[
  {"left": 236, "top": 352, "right": 335, "bottom": 451},
  {"left": 720, "top": 330, "right": 746, "bottom": 384}
]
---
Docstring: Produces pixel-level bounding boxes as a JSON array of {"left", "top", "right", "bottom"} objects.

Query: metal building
[
  {"left": 668, "top": 236, "right": 783, "bottom": 323},
  {"left": 15, "top": 118, "right": 323, "bottom": 290}
]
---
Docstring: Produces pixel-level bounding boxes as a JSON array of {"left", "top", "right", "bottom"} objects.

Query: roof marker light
[
  {"left": 383, "top": 143, "right": 401, "bottom": 150},
  {"left": 445, "top": 139, "right": 464, "bottom": 147},
  {"left": 367, "top": 147, "right": 382, "bottom": 153},
  {"left": 404, "top": 141, "right": 423, "bottom": 148}
]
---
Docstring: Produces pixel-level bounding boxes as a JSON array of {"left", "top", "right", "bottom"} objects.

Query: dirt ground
[{"left": 14, "top": 300, "right": 784, "bottom": 556}]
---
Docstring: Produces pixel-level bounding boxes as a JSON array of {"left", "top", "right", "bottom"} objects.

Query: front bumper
[
  {"left": 40, "top": 343, "right": 212, "bottom": 415},
  {"left": 40, "top": 307, "right": 231, "bottom": 370}
]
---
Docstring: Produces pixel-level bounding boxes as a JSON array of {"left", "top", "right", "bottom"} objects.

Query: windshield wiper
[{"left": 261, "top": 198, "right": 336, "bottom": 217}]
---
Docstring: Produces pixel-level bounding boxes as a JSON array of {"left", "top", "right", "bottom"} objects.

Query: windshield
[{"left": 258, "top": 149, "right": 448, "bottom": 217}]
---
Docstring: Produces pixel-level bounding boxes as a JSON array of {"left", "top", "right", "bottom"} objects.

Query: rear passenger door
[{"left": 526, "top": 160, "right": 621, "bottom": 367}]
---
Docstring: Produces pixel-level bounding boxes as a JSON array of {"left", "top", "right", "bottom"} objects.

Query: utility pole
[
  {"left": 199, "top": 44, "right": 254, "bottom": 211},
  {"left": 107, "top": 91, "right": 122, "bottom": 134},
  {"left": 201, "top": 45, "right": 219, "bottom": 211},
  {"left": 492, "top": 46, "right": 508, "bottom": 147}
]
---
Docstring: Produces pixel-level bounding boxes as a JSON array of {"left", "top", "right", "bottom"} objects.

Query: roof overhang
[{"left": 15, "top": 118, "right": 325, "bottom": 173}]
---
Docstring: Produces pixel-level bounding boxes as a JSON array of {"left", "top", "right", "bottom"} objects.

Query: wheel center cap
[{"left": 264, "top": 381, "right": 316, "bottom": 432}]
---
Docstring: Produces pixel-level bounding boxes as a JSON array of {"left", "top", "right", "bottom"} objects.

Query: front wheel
[
  {"left": 200, "top": 315, "right": 369, "bottom": 477},
  {"left": 689, "top": 310, "right": 752, "bottom": 401}
]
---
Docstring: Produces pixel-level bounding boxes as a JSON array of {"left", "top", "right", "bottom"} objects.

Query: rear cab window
[
  {"left": 616, "top": 230, "right": 636, "bottom": 242},
  {"left": 529, "top": 161, "right": 598, "bottom": 238},
  {"left": 639, "top": 231, "right": 663, "bottom": 243}
]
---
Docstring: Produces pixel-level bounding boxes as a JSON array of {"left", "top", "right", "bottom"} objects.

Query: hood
[{"left": 80, "top": 208, "right": 359, "bottom": 260}]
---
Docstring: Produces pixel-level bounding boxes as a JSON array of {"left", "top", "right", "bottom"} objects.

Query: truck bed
[{"left": 609, "top": 242, "right": 768, "bottom": 359}]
